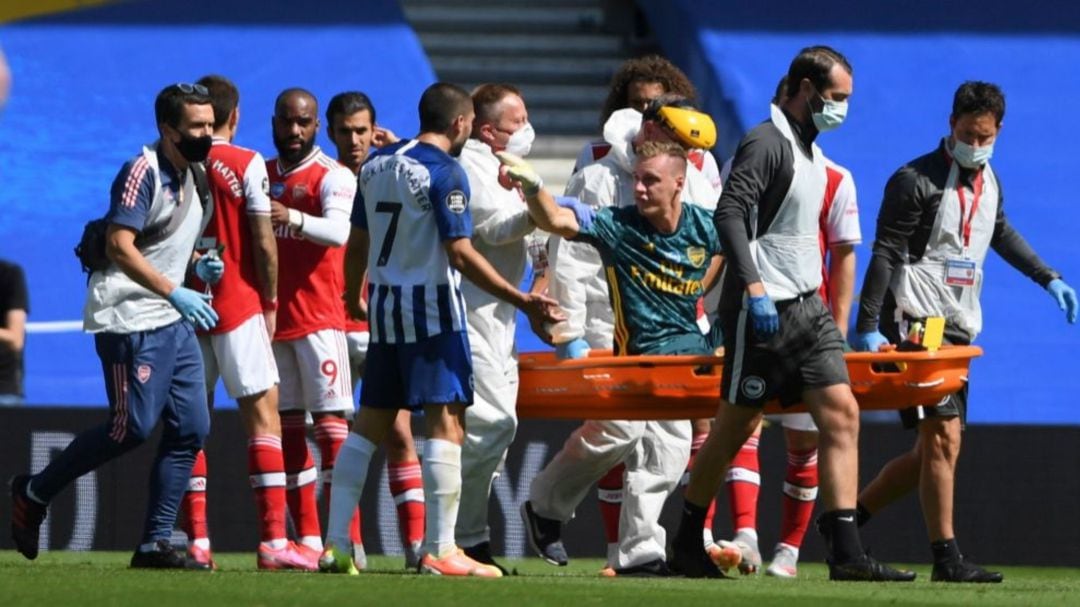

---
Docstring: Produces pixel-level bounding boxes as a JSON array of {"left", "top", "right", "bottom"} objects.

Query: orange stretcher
[{"left": 516, "top": 346, "right": 982, "bottom": 420}]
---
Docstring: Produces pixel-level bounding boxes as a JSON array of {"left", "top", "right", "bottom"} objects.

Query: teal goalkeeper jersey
[{"left": 574, "top": 203, "right": 721, "bottom": 355}]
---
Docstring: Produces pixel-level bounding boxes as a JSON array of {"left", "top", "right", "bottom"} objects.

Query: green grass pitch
[{"left": 2, "top": 551, "right": 1076, "bottom": 606}]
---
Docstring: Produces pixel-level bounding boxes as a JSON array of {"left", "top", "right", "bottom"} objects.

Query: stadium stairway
[{"left": 400, "top": 0, "right": 643, "bottom": 193}]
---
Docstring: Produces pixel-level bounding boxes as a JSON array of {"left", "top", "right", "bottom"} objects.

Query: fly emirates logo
[{"left": 629, "top": 260, "right": 703, "bottom": 296}]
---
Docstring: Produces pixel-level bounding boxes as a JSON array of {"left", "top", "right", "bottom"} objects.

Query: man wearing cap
[{"left": 517, "top": 101, "right": 722, "bottom": 577}]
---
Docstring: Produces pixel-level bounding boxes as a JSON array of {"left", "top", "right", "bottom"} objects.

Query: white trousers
[
  {"left": 529, "top": 418, "right": 691, "bottom": 568},
  {"left": 457, "top": 355, "right": 519, "bottom": 548}
]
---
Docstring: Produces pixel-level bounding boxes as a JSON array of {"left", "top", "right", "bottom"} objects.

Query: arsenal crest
[
  {"left": 137, "top": 365, "right": 152, "bottom": 384},
  {"left": 687, "top": 246, "right": 707, "bottom": 268}
]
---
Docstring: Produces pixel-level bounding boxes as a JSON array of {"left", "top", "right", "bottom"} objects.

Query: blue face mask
[
  {"left": 951, "top": 139, "right": 994, "bottom": 169},
  {"left": 809, "top": 91, "right": 848, "bottom": 132}
]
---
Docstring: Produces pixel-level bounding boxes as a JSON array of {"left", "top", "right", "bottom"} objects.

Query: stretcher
[{"left": 516, "top": 346, "right": 982, "bottom": 420}]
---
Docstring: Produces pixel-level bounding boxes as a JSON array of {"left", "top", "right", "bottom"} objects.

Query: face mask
[
  {"left": 505, "top": 123, "right": 535, "bottom": 157},
  {"left": 809, "top": 91, "right": 848, "bottom": 132},
  {"left": 175, "top": 133, "right": 213, "bottom": 162},
  {"left": 951, "top": 139, "right": 993, "bottom": 169}
]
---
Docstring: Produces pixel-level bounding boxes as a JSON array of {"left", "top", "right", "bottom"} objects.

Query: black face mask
[{"left": 175, "top": 133, "right": 213, "bottom": 163}]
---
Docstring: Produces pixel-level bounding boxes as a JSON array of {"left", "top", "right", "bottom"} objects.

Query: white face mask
[
  {"left": 810, "top": 93, "right": 848, "bottom": 132},
  {"left": 505, "top": 122, "right": 535, "bottom": 157},
  {"left": 951, "top": 139, "right": 994, "bottom": 169}
]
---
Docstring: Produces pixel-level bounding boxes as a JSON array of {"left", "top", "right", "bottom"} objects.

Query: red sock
[
  {"left": 388, "top": 460, "right": 425, "bottom": 545},
  {"left": 779, "top": 447, "right": 819, "bottom": 549},
  {"left": 313, "top": 416, "right": 361, "bottom": 544},
  {"left": 248, "top": 434, "right": 287, "bottom": 543},
  {"left": 597, "top": 463, "right": 624, "bottom": 544},
  {"left": 726, "top": 433, "right": 761, "bottom": 533},
  {"left": 281, "top": 412, "right": 321, "bottom": 540},
  {"left": 181, "top": 449, "right": 209, "bottom": 543}
]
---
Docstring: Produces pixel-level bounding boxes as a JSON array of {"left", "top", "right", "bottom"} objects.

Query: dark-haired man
[
  {"left": 669, "top": 46, "right": 913, "bottom": 581},
  {"left": 176, "top": 74, "right": 303, "bottom": 570},
  {"left": 321, "top": 82, "right": 563, "bottom": 577},
  {"left": 11, "top": 83, "right": 219, "bottom": 569},
  {"left": 325, "top": 91, "right": 424, "bottom": 569},
  {"left": 852, "top": 81, "right": 1076, "bottom": 583},
  {"left": 574, "top": 54, "right": 721, "bottom": 193},
  {"left": 267, "top": 88, "right": 358, "bottom": 570}
]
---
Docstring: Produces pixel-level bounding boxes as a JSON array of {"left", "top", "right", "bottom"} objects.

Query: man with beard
[
  {"left": 325, "top": 91, "right": 424, "bottom": 569},
  {"left": 11, "top": 83, "right": 219, "bottom": 569},
  {"left": 320, "top": 82, "right": 564, "bottom": 577},
  {"left": 266, "top": 87, "right": 357, "bottom": 569},
  {"left": 669, "top": 46, "right": 911, "bottom": 582}
]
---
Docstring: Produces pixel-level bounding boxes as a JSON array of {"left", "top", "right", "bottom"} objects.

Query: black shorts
[
  {"left": 720, "top": 293, "right": 849, "bottom": 408},
  {"left": 881, "top": 317, "right": 971, "bottom": 430}
]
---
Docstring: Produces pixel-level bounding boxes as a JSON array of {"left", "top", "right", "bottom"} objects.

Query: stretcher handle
[
  {"left": 520, "top": 345, "right": 982, "bottom": 372},
  {"left": 905, "top": 378, "right": 945, "bottom": 389},
  {"left": 843, "top": 345, "right": 983, "bottom": 362}
]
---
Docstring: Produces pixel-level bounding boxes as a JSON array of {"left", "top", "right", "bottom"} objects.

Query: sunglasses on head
[{"left": 172, "top": 82, "right": 209, "bottom": 96}]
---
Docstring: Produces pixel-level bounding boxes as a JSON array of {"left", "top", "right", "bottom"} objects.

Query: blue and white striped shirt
[{"left": 353, "top": 140, "right": 473, "bottom": 344}]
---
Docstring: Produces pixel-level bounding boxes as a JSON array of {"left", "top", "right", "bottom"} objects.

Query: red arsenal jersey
[
  {"left": 192, "top": 139, "right": 271, "bottom": 334},
  {"left": 267, "top": 147, "right": 356, "bottom": 340}
]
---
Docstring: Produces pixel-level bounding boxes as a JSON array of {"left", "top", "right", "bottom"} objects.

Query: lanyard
[{"left": 955, "top": 170, "right": 983, "bottom": 249}]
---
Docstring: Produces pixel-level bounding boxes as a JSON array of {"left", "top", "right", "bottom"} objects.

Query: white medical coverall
[{"left": 455, "top": 137, "right": 544, "bottom": 548}]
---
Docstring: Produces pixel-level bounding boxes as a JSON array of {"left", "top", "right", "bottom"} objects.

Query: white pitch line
[{"left": 26, "top": 320, "right": 83, "bottom": 333}]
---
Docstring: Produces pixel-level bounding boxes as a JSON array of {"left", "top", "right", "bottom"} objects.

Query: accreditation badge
[{"left": 944, "top": 257, "right": 976, "bottom": 287}]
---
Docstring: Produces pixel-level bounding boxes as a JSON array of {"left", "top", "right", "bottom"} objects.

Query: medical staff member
[
  {"left": 853, "top": 80, "right": 1077, "bottom": 584},
  {"left": 454, "top": 83, "right": 585, "bottom": 574},
  {"left": 12, "top": 83, "right": 220, "bottom": 569}
]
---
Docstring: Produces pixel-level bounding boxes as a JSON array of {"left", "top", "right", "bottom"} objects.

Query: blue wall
[
  {"left": 0, "top": 0, "right": 436, "bottom": 406},
  {"left": 640, "top": 0, "right": 1080, "bottom": 424}
]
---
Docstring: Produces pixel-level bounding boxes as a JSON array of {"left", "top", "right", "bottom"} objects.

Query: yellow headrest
[{"left": 655, "top": 106, "right": 717, "bottom": 150}]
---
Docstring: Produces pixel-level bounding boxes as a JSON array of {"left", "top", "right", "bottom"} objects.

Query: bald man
[{"left": 266, "top": 88, "right": 359, "bottom": 569}]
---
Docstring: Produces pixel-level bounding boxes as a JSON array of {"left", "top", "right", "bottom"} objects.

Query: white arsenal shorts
[
  {"left": 199, "top": 312, "right": 279, "bottom": 399},
  {"left": 274, "top": 328, "right": 354, "bottom": 414}
]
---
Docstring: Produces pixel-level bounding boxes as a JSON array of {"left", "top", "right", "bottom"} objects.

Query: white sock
[
  {"left": 326, "top": 433, "right": 376, "bottom": 550},
  {"left": 777, "top": 543, "right": 800, "bottom": 559},
  {"left": 422, "top": 438, "right": 462, "bottom": 559},
  {"left": 735, "top": 527, "right": 759, "bottom": 542},
  {"left": 191, "top": 538, "right": 210, "bottom": 550},
  {"left": 300, "top": 536, "right": 323, "bottom": 551},
  {"left": 260, "top": 539, "right": 288, "bottom": 550}
]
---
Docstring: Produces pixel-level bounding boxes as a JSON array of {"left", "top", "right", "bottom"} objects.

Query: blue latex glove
[
  {"left": 748, "top": 295, "right": 779, "bottom": 339},
  {"left": 852, "top": 330, "right": 890, "bottom": 352},
  {"left": 195, "top": 255, "right": 225, "bottom": 285},
  {"left": 168, "top": 287, "right": 219, "bottom": 331},
  {"left": 1047, "top": 278, "right": 1078, "bottom": 324},
  {"left": 555, "top": 196, "right": 595, "bottom": 232},
  {"left": 555, "top": 337, "right": 590, "bottom": 360}
]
